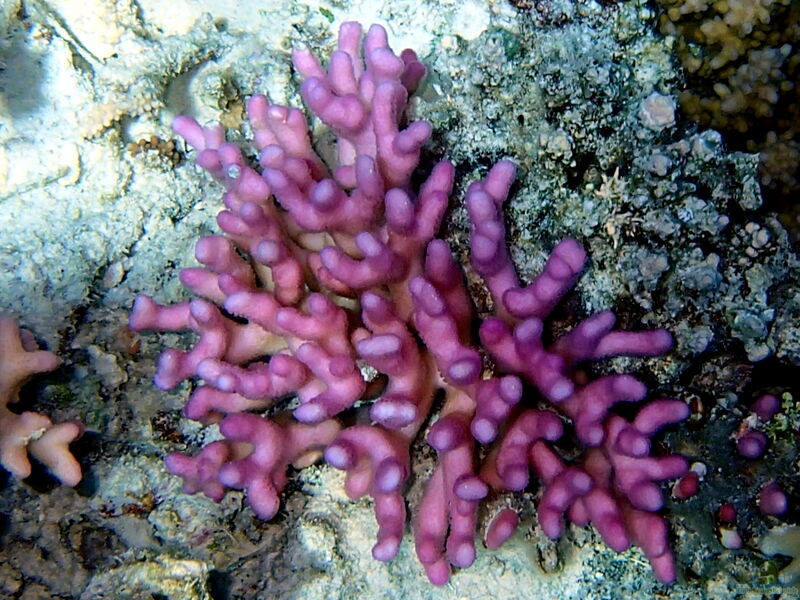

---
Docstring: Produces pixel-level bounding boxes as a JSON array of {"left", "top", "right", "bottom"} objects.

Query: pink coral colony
[{"left": 130, "top": 22, "right": 689, "bottom": 584}]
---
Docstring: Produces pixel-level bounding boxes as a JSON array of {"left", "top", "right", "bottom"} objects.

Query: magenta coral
[
  {"left": 130, "top": 21, "right": 687, "bottom": 584},
  {"left": 0, "top": 314, "right": 83, "bottom": 486}
]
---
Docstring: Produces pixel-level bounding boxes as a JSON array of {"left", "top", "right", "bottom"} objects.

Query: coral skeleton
[
  {"left": 0, "top": 314, "right": 83, "bottom": 486},
  {"left": 130, "top": 22, "right": 687, "bottom": 584}
]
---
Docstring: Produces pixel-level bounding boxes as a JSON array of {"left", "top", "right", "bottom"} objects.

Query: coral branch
[{"left": 0, "top": 315, "right": 83, "bottom": 486}]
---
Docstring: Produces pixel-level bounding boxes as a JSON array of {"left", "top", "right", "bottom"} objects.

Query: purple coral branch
[{"left": 166, "top": 413, "right": 340, "bottom": 519}]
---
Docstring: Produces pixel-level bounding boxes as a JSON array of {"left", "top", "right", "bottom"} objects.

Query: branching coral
[
  {"left": 130, "top": 22, "right": 688, "bottom": 584},
  {"left": 0, "top": 314, "right": 82, "bottom": 485}
]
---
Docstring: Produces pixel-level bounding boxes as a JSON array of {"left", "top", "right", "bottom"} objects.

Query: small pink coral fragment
[{"left": 0, "top": 315, "right": 83, "bottom": 486}]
